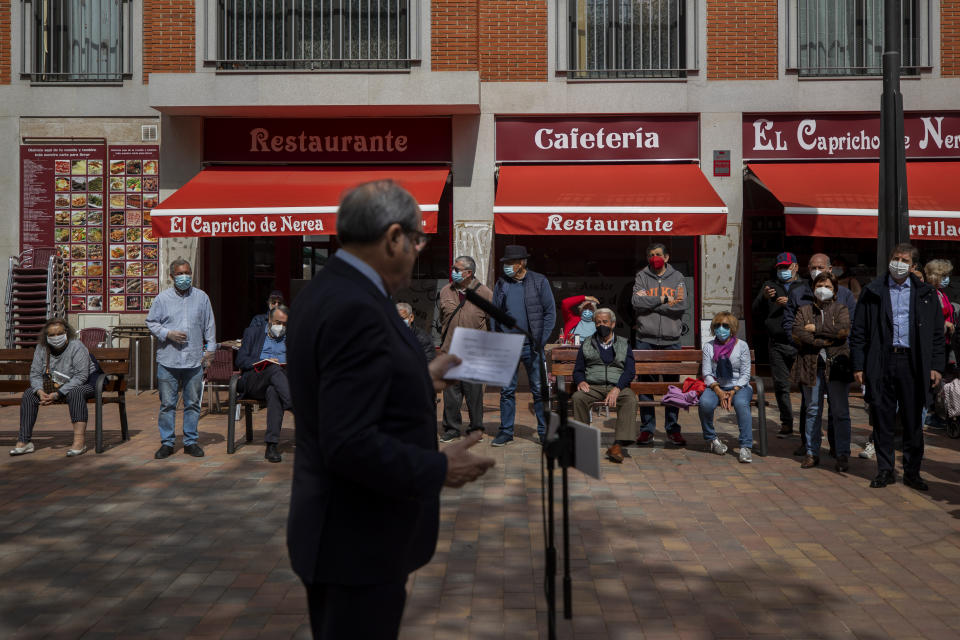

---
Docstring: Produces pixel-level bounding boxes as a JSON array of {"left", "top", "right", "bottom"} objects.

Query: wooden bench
[
  {"left": 226, "top": 372, "right": 266, "bottom": 454},
  {"left": 548, "top": 346, "right": 768, "bottom": 456},
  {"left": 0, "top": 347, "right": 131, "bottom": 453}
]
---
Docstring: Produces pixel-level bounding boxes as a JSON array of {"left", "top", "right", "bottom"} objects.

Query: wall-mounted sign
[
  {"left": 203, "top": 117, "right": 452, "bottom": 163},
  {"left": 496, "top": 115, "right": 700, "bottom": 163},
  {"left": 20, "top": 144, "right": 107, "bottom": 312},
  {"left": 743, "top": 112, "right": 960, "bottom": 160},
  {"left": 713, "top": 150, "right": 731, "bottom": 177}
]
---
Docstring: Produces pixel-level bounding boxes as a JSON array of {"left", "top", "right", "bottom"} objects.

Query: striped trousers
[{"left": 19, "top": 385, "right": 95, "bottom": 444}]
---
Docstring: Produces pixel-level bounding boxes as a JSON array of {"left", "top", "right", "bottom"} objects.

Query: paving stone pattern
[{"left": 2, "top": 391, "right": 960, "bottom": 639}]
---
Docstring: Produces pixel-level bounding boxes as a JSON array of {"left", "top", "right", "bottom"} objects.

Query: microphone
[{"left": 464, "top": 287, "right": 517, "bottom": 329}]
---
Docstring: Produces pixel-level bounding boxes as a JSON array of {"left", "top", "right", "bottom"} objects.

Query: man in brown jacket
[{"left": 439, "top": 255, "right": 493, "bottom": 442}]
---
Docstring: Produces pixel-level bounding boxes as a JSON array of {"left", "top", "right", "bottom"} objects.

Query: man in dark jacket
[
  {"left": 752, "top": 251, "right": 800, "bottom": 438},
  {"left": 286, "top": 180, "right": 494, "bottom": 639},
  {"left": 236, "top": 305, "right": 292, "bottom": 462},
  {"left": 851, "top": 243, "right": 945, "bottom": 491},
  {"left": 397, "top": 302, "right": 436, "bottom": 362},
  {"left": 782, "top": 253, "right": 857, "bottom": 456},
  {"left": 247, "top": 290, "right": 285, "bottom": 332},
  {"left": 491, "top": 244, "right": 556, "bottom": 446}
]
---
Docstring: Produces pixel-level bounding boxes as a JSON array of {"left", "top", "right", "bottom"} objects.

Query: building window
[
  {"left": 216, "top": 0, "right": 413, "bottom": 70},
  {"left": 24, "top": 0, "right": 130, "bottom": 83},
  {"left": 566, "top": 0, "right": 687, "bottom": 79},
  {"left": 794, "top": 0, "right": 928, "bottom": 77}
]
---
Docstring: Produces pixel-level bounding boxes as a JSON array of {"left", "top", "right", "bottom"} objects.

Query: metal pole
[{"left": 877, "top": 0, "right": 909, "bottom": 275}]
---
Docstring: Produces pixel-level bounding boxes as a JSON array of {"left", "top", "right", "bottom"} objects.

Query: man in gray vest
[{"left": 570, "top": 308, "right": 638, "bottom": 463}]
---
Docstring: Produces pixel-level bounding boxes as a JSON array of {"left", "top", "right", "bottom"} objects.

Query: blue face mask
[
  {"left": 581, "top": 310, "right": 594, "bottom": 322},
  {"left": 174, "top": 274, "right": 192, "bottom": 291},
  {"left": 714, "top": 326, "right": 731, "bottom": 342},
  {"left": 503, "top": 264, "right": 515, "bottom": 278},
  {"left": 943, "top": 276, "right": 951, "bottom": 287},
  {"left": 778, "top": 269, "right": 793, "bottom": 282},
  {"left": 451, "top": 269, "right": 464, "bottom": 283}
]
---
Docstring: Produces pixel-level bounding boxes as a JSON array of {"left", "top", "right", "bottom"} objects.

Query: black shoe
[
  {"left": 903, "top": 473, "right": 929, "bottom": 491},
  {"left": 439, "top": 429, "right": 461, "bottom": 443},
  {"left": 265, "top": 443, "right": 282, "bottom": 463},
  {"left": 154, "top": 444, "right": 174, "bottom": 459},
  {"left": 183, "top": 444, "right": 205, "bottom": 458},
  {"left": 828, "top": 447, "right": 837, "bottom": 459},
  {"left": 870, "top": 470, "right": 896, "bottom": 488},
  {"left": 776, "top": 425, "right": 793, "bottom": 438},
  {"left": 792, "top": 443, "right": 807, "bottom": 457}
]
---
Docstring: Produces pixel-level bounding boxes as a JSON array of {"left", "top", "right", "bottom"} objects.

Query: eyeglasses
[{"left": 405, "top": 230, "right": 429, "bottom": 252}]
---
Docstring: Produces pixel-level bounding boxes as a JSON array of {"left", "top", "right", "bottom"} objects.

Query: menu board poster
[
  {"left": 20, "top": 144, "right": 107, "bottom": 313},
  {"left": 106, "top": 145, "right": 160, "bottom": 313}
]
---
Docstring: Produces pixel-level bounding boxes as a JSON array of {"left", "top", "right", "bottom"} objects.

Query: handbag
[{"left": 42, "top": 350, "right": 57, "bottom": 394}]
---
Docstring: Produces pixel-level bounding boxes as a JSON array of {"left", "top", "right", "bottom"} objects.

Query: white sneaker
[
  {"left": 708, "top": 438, "right": 728, "bottom": 455},
  {"left": 9, "top": 442, "right": 35, "bottom": 456},
  {"left": 739, "top": 447, "right": 752, "bottom": 463},
  {"left": 859, "top": 441, "right": 875, "bottom": 459}
]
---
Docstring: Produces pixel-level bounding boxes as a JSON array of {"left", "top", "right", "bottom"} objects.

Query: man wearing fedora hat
[{"left": 490, "top": 245, "right": 556, "bottom": 446}]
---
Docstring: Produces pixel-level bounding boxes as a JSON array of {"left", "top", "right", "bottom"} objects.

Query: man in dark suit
[
  {"left": 851, "top": 243, "right": 945, "bottom": 490},
  {"left": 235, "top": 304, "right": 291, "bottom": 463},
  {"left": 287, "top": 180, "right": 495, "bottom": 639}
]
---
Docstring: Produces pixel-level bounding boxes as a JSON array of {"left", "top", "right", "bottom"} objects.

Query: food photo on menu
[
  {"left": 87, "top": 279, "right": 103, "bottom": 294},
  {"left": 88, "top": 176, "right": 103, "bottom": 191},
  {"left": 110, "top": 177, "right": 125, "bottom": 191},
  {"left": 55, "top": 159, "right": 71, "bottom": 174},
  {"left": 109, "top": 263, "right": 124, "bottom": 277},
  {"left": 55, "top": 194, "right": 70, "bottom": 208},
  {"left": 110, "top": 161, "right": 125, "bottom": 175},
  {"left": 126, "top": 160, "right": 141, "bottom": 175},
  {"left": 71, "top": 279, "right": 86, "bottom": 295},
  {"left": 70, "top": 245, "right": 86, "bottom": 260},
  {"left": 88, "top": 244, "right": 104, "bottom": 259},
  {"left": 71, "top": 211, "right": 86, "bottom": 225},
  {"left": 56, "top": 177, "right": 70, "bottom": 191},
  {"left": 126, "top": 262, "right": 142, "bottom": 277},
  {"left": 143, "top": 296, "right": 155, "bottom": 310},
  {"left": 88, "top": 160, "right": 103, "bottom": 174},
  {"left": 88, "top": 194, "right": 103, "bottom": 208},
  {"left": 143, "top": 262, "right": 158, "bottom": 276},
  {"left": 110, "top": 211, "right": 125, "bottom": 225},
  {"left": 126, "top": 296, "right": 140, "bottom": 311},
  {"left": 109, "top": 278, "right": 124, "bottom": 294},
  {"left": 110, "top": 244, "right": 125, "bottom": 260},
  {"left": 71, "top": 160, "right": 86, "bottom": 175},
  {"left": 88, "top": 228, "right": 103, "bottom": 243},
  {"left": 143, "top": 160, "right": 158, "bottom": 174},
  {"left": 72, "top": 296, "right": 86, "bottom": 312},
  {"left": 142, "top": 228, "right": 156, "bottom": 242},
  {"left": 88, "top": 261, "right": 104, "bottom": 277},
  {"left": 110, "top": 295, "right": 124, "bottom": 311},
  {"left": 126, "top": 245, "right": 140, "bottom": 260},
  {"left": 56, "top": 245, "right": 69, "bottom": 259},
  {"left": 88, "top": 295, "right": 103, "bottom": 311},
  {"left": 55, "top": 211, "right": 70, "bottom": 225},
  {"left": 71, "top": 262, "right": 86, "bottom": 277}
]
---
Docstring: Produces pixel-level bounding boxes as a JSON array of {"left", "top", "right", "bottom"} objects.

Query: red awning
[
  {"left": 748, "top": 162, "right": 960, "bottom": 240},
  {"left": 151, "top": 165, "right": 450, "bottom": 238},
  {"left": 494, "top": 164, "right": 728, "bottom": 236}
]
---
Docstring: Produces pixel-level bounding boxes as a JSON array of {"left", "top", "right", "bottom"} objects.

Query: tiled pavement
[{"left": 2, "top": 390, "right": 960, "bottom": 639}]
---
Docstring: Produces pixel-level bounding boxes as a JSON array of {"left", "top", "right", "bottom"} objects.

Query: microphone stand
[{"left": 462, "top": 288, "right": 574, "bottom": 639}]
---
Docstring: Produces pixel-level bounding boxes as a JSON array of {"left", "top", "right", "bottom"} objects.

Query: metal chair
[
  {"left": 203, "top": 346, "right": 235, "bottom": 415},
  {"left": 78, "top": 327, "right": 107, "bottom": 350}
]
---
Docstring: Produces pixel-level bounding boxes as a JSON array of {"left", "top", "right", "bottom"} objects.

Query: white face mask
[
  {"left": 814, "top": 287, "right": 834, "bottom": 302},
  {"left": 47, "top": 334, "right": 68, "bottom": 349},
  {"left": 270, "top": 324, "right": 286, "bottom": 338},
  {"left": 888, "top": 260, "right": 910, "bottom": 280},
  {"left": 809, "top": 269, "right": 824, "bottom": 280}
]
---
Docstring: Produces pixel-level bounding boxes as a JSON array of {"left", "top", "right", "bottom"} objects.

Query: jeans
[
  {"left": 699, "top": 386, "right": 754, "bottom": 448},
  {"left": 635, "top": 341, "right": 681, "bottom": 434},
  {"left": 499, "top": 342, "right": 546, "bottom": 438},
  {"left": 768, "top": 341, "right": 797, "bottom": 428},
  {"left": 157, "top": 364, "right": 204, "bottom": 447},
  {"left": 800, "top": 365, "right": 852, "bottom": 458}
]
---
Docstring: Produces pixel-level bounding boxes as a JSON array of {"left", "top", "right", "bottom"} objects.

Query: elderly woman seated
[
  {"left": 560, "top": 294, "right": 600, "bottom": 344},
  {"left": 698, "top": 311, "right": 754, "bottom": 463},
  {"left": 9, "top": 318, "right": 99, "bottom": 457}
]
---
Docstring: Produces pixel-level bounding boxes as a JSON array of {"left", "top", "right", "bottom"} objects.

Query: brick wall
[
  {"left": 945, "top": 0, "right": 960, "bottom": 77},
  {"left": 432, "top": 0, "right": 479, "bottom": 71},
  {"left": 143, "top": 0, "right": 195, "bottom": 84},
  {"left": 478, "top": 0, "right": 547, "bottom": 82},
  {"left": 706, "top": 0, "right": 778, "bottom": 80},
  {"left": 0, "top": 0, "right": 10, "bottom": 85}
]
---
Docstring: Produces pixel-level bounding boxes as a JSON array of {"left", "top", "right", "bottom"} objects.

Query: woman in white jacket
[{"left": 698, "top": 311, "right": 754, "bottom": 463}]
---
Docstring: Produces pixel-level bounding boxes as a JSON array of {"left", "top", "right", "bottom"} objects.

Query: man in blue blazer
[
  {"left": 236, "top": 304, "right": 291, "bottom": 462},
  {"left": 286, "top": 180, "right": 495, "bottom": 639}
]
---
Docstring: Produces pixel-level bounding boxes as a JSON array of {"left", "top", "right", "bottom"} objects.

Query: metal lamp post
[{"left": 877, "top": 0, "right": 910, "bottom": 274}]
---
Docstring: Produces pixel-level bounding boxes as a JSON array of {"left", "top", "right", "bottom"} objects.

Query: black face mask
[{"left": 596, "top": 325, "right": 613, "bottom": 339}]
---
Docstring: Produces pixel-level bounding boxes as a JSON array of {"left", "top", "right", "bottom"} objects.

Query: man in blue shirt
[
  {"left": 851, "top": 243, "right": 945, "bottom": 491},
  {"left": 236, "top": 305, "right": 292, "bottom": 462},
  {"left": 490, "top": 245, "right": 556, "bottom": 446},
  {"left": 145, "top": 259, "right": 217, "bottom": 459}
]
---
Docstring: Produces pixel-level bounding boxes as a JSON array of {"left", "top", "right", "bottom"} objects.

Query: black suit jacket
[
  {"left": 235, "top": 324, "right": 268, "bottom": 372},
  {"left": 850, "top": 274, "right": 945, "bottom": 404},
  {"left": 286, "top": 253, "right": 447, "bottom": 586}
]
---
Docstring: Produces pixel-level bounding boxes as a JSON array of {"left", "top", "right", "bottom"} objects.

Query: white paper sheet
[{"left": 444, "top": 327, "right": 525, "bottom": 388}]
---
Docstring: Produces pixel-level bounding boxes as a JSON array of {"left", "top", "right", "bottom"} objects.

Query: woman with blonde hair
[
  {"left": 924, "top": 259, "right": 954, "bottom": 344},
  {"left": 698, "top": 311, "right": 754, "bottom": 463}
]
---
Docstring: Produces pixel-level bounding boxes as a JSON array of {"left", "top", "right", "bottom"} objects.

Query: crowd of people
[{"left": 7, "top": 234, "right": 954, "bottom": 491}]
